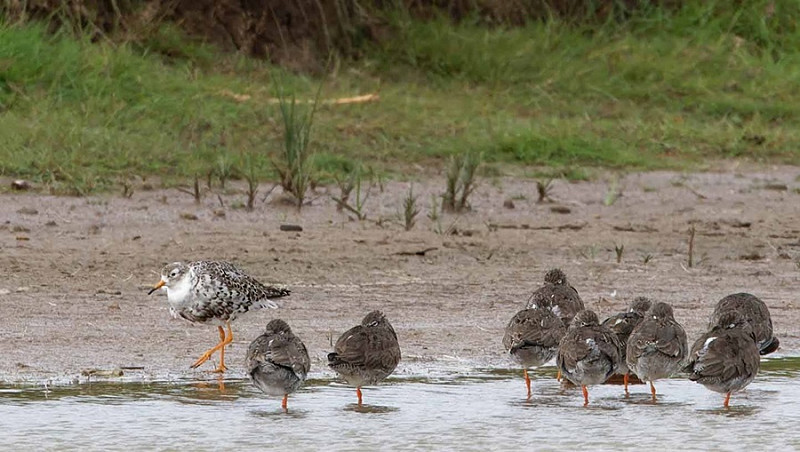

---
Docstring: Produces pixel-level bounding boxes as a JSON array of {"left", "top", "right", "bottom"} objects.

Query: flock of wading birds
[{"left": 148, "top": 262, "right": 779, "bottom": 410}]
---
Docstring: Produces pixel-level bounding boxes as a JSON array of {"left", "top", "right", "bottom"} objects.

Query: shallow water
[{"left": 3, "top": 357, "right": 800, "bottom": 451}]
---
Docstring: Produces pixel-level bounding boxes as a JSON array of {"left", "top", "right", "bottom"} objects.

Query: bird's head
[
  {"left": 570, "top": 310, "right": 599, "bottom": 329},
  {"left": 265, "top": 319, "right": 292, "bottom": 335},
  {"left": 629, "top": 297, "right": 653, "bottom": 315},
  {"left": 148, "top": 262, "right": 189, "bottom": 295},
  {"left": 648, "top": 302, "right": 675, "bottom": 321},
  {"left": 362, "top": 310, "right": 388, "bottom": 328},
  {"left": 544, "top": 268, "right": 567, "bottom": 286}
]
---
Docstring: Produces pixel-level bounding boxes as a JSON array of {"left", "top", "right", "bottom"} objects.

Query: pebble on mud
[
  {"left": 503, "top": 199, "right": 515, "bottom": 209},
  {"left": 17, "top": 207, "right": 38, "bottom": 215},
  {"left": 551, "top": 205, "right": 572, "bottom": 214},
  {"left": 180, "top": 213, "right": 199, "bottom": 221},
  {"left": 280, "top": 224, "right": 303, "bottom": 232}
]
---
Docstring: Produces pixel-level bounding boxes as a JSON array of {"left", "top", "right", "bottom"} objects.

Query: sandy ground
[{"left": 2, "top": 164, "right": 799, "bottom": 384}]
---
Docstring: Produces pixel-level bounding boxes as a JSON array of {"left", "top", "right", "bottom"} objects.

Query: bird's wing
[
  {"left": 192, "top": 261, "right": 289, "bottom": 312},
  {"left": 504, "top": 310, "right": 564, "bottom": 351},
  {"left": 692, "top": 333, "right": 758, "bottom": 380},
  {"left": 247, "top": 332, "right": 310, "bottom": 378},
  {"left": 654, "top": 322, "right": 688, "bottom": 358},
  {"left": 558, "top": 330, "right": 591, "bottom": 370},
  {"left": 331, "top": 326, "right": 370, "bottom": 367}
]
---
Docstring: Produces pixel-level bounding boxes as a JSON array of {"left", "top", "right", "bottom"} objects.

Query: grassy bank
[{"left": 1, "top": 1, "right": 800, "bottom": 195}]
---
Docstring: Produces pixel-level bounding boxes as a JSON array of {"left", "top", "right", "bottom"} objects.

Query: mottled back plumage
[
  {"left": 709, "top": 293, "right": 778, "bottom": 355},
  {"left": 602, "top": 296, "right": 652, "bottom": 375},
  {"left": 525, "top": 268, "right": 585, "bottom": 327},
  {"left": 158, "top": 261, "right": 291, "bottom": 325},
  {"left": 557, "top": 310, "right": 621, "bottom": 387},
  {"left": 687, "top": 311, "right": 760, "bottom": 395},
  {"left": 246, "top": 319, "right": 310, "bottom": 397},
  {"left": 626, "top": 302, "right": 688, "bottom": 382},
  {"left": 503, "top": 307, "right": 567, "bottom": 368},
  {"left": 328, "top": 311, "right": 401, "bottom": 387}
]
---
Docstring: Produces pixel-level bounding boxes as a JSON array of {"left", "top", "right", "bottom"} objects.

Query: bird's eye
[
  {"left": 170, "top": 270, "right": 178, "bottom": 277},
  {"left": 369, "top": 321, "right": 379, "bottom": 327}
]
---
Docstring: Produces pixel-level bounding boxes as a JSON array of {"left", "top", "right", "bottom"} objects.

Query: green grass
[{"left": 1, "top": 0, "right": 800, "bottom": 195}]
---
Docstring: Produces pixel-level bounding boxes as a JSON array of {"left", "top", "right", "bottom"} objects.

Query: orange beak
[{"left": 148, "top": 280, "right": 165, "bottom": 295}]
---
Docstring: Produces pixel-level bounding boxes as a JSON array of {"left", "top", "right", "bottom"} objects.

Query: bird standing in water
[
  {"left": 687, "top": 311, "right": 760, "bottom": 408},
  {"left": 602, "top": 297, "right": 652, "bottom": 395},
  {"left": 328, "top": 311, "right": 401, "bottom": 406},
  {"left": 626, "top": 302, "right": 688, "bottom": 402},
  {"left": 503, "top": 307, "right": 566, "bottom": 398},
  {"left": 246, "top": 319, "right": 310, "bottom": 411},
  {"left": 148, "top": 261, "right": 290, "bottom": 372},
  {"left": 557, "top": 310, "right": 620, "bottom": 406}
]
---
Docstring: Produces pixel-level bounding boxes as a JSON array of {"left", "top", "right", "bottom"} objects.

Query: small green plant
[
  {"left": 642, "top": 253, "right": 653, "bottom": 266},
  {"left": 176, "top": 174, "right": 202, "bottom": 204},
  {"left": 604, "top": 177, "right": 621, "bottom": 206},
  {"left": 216, "top": 153, "right": 234, "bottom": 190},
  {"left": 442, "top": 150, "right": 482, "bottom": 212},
  {"left": 272, "top": 72, "right": 323, "bottom": 209},
  {"left": 241, "top": 153, "right": 261, "bottom": 211},
  {"left": 402, "top": 185, "right": 420, "bottom": 231},
  {"left": 614, "top": 243, "right": 624, "bottom": 263},
  {"left": 119, "top": 174, "right": 135, "bottom": 199},
  {"left": 332, "top": 165, "right": 373, "bottom": 221},
  {"left": 428, "top": 194, "right": 443, "bottom": 234},
  {"left": 578, "top": 244, "right": 599, "bottom": 260},
  {"left": 536, "top": 179, "right": 553, "bottom": 203}
]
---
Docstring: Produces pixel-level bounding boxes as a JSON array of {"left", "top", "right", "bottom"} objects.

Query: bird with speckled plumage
[{"left": 148, "top": 260, "right": 290, "bottom": 373}]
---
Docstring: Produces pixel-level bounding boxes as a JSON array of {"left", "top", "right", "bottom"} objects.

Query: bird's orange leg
[
  {"left": 556, "top": 369, "right": 562, "bottom": 381},
  {"left": 524, "top": 369, "right": 532, "bottom": 399},
  {"left": 191, "top": 326, "right": 227, "bottom": 370},
  {"left": 650, "top": 381, "right": 657, "bottom": 402},
  {"left": 211, "top": 322, "right": 234, "bottom": 373},
  {"left": 357, "top": 387, "right": 363, "bottom": 406},
  {"left": 724, "top": 392, "right": 731, "bottom": 408},
  {"left": 282, "top": 394, "right": 288, "bottom": 411},
  {"left": 624, "top": 373, "right": 630, "bottom": 397},
  {"left": 582, "top": 385, "right": 589, "bottom": 406}
]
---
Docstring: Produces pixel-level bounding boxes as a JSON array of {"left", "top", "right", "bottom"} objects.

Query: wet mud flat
[{"left": 1, "top": 166, "right": 799, "bottom": 384}]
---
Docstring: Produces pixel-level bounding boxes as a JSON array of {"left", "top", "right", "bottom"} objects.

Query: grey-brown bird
[
  {"left": 246, "top": 319, "right": 310, "bottom": 411},
  {"left": 557, "top": 310, "right": 621, "bottom": 406},
  {"left": 601, "top": 296, "right": 652, "bottom": 395},
  {"left": 626, "top": 302, "right": 688, "bottom": 402},
  {"left": 709, "top": 293, "right": 779, "bottom": 355},
  {"left": 687, "top": 310, "right": 760, "bottom": 408},
  {"left": 328, "top": 310, "right": 401, "bottom": 405},
  {"left": 525, "top": 269, "right": 585, "bottom": 328},
  {"left": 503, "top": 307, "right": 567, "bottom": 398}
]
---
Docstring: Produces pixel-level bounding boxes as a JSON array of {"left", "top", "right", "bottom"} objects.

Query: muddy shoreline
[{"left": 2, "top": 166, "right": 799, "bottom": 384}]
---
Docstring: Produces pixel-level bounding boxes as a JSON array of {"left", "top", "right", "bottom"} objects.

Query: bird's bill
[{"left": 148, "top": 280, "right": 166, "bottom": 295}]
